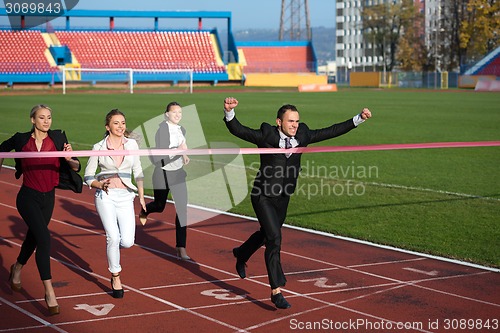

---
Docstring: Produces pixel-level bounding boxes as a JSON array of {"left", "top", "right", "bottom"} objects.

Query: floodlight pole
[{"left": 279, "top": 0, "right": 311, "bottom": 41}]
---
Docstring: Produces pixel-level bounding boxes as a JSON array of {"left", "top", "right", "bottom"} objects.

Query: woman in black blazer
[
  {"left": 223, "top": 97, "right": 371, "bottom": 309},
  {"left": 140, "top": 102, "right": 191, "bottom": 260},
  {"left": 0, "top": 104, "right": 81, "bottom": 315}
]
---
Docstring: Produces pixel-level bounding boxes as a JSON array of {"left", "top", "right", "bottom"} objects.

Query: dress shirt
[
  {"left": 277, "top": 129, "right": 298, "bottom": 148},
  {"left": 21, "top": 136, "right": 60, "bottom": 192},
  {"left": 162, "top": 121, "right": 185, "bottom": 171}
]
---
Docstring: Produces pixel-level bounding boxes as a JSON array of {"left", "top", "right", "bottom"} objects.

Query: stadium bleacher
[
  {"left": 0, "top": 30, "right": 58, "bottom": 74},
  {"left": 463, "top": 46, "right": 500, "bottom": 76},
  {"left": 0, "top": 10, "right": 319, "bottom": 87},
  {"left": 55, "top": 30, "right": 226, "bottom": 73},
  {"left": 238, "top": 44, "right": 314, "bottom": 73},
  {"left": 477, "top": 55, "right": 500, "bottom": 76}
]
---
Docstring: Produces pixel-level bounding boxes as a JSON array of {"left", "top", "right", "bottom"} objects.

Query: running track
[{"left": 1, "top": 167, "right": 499, "bottom": 333}]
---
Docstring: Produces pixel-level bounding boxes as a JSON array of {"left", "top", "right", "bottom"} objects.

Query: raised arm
[
  {"left": 309, "top": 107, "right": 372, "bottom": 144},
  {"left": 223, "top": 97, "right": 263, "bottom": 145},
  {"left": 224, "top": 97, "right": 239, "bottom": 113},
  {"left": 360, "top": 108, "right": 372, "bottom": 120}
]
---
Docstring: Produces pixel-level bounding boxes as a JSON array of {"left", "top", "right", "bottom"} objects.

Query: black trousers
[
  {"left": 238, "top": 193, "right": 290, "bottom": 289},
  {"left": 145, "top": 166, "right": 188, "bottom": 248},
  {"left": 16, "top": 185, "right": 55, "bottom": 281}
]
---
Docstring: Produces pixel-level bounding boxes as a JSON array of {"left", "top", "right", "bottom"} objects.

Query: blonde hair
[{"left": 30, "top": 104, "right": 52, "bottom": 131}]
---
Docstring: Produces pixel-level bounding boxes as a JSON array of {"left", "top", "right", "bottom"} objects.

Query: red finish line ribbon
[{"left": 0, "top": 141, "right": 499, "bottom": 159}]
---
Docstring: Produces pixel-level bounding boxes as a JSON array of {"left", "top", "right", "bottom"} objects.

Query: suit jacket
[
  {"left": 224, "top": 116, "right": 356, "bottom": 197},
  {"left": 84, "top": 136, "right": 144, "bottom": 191},
  {"left": 0, "top": 129, "right": 82, "bottom": 193},
  {"left": 149, "top": 121, "right": 186, "bottom": 167}
]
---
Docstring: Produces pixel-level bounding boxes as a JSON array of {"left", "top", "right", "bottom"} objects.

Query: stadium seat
[
  {"left": 477, "top": 56, "right": 500, "bottom": 76},
  {"left": 54, "top": 30, "right": 224, "bottom": 73},
  {"left": 0, "top": 30, "right": 57, "bottom": 73},
  {"left": 240, "top": 45, "right": 314, "bottom": 73}
]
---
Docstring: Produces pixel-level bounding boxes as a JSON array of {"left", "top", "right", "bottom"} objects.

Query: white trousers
[{"left": 95, "top": 188, "right": 136, "bottom": 274}]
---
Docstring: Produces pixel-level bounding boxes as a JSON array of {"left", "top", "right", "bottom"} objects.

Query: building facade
[{"left": 335, "top": 0, "right": 444, "bottom": 80}]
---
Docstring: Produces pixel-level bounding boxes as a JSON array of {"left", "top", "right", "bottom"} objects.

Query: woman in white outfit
[{"left": 84, "top": 109, "right": 146, "bottom": 298}]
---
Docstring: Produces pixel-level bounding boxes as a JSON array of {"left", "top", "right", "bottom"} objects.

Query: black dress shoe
[
  {"left": 232, "top": 247, "right": 246, "bottom": 279},
  {"left": 111, "top": 274, "right": 124, "bottom": 299},
  {"left": 271, "top": 293, "right": 291, "bottom": 309}
]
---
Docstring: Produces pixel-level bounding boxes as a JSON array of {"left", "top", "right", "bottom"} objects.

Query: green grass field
[{"left": 1, "top": 88, "right": 499, "bottom": 267}]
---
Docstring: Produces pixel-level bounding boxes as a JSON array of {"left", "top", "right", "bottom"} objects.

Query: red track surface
[{"left": 1, "top": 168, "right": 499, "bottom": 333}]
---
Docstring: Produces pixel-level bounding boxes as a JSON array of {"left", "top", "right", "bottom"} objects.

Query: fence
[{"left": 340, "top": 71, "right": 460, "bottom": 89}]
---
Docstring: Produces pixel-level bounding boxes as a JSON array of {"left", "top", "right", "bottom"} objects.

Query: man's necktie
[{"left": 284, "top": 137, "right": 292, "bottom": 158}]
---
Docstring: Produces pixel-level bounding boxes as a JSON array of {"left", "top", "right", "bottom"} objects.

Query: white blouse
[{"left": 162, "top": 122, "right": 186, "bottom": 171}]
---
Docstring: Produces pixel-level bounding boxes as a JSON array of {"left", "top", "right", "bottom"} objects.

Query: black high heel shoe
[
  {"left": 139, "top": 209, "right": 148, "bottom": 225},
  {"left": 9, "top": 264, "right": 22, "bottom": 292},
  {"left": 44, "top": 295, "right": 60, "bottom": 315},
  {"left": 110, "top": 273, "right": 124, "bottom": 299}
]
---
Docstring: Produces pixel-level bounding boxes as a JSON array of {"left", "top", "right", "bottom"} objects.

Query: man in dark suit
[{"left": 223, "top": 97, "right": 372, "bottom": 309}]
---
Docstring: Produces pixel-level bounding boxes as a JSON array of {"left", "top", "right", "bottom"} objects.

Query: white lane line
[
  {"left": 0, "top": 171, "right": 498, "bottom": 333},
  {"left": 0, "top": 235, "right": 250, "bottom": 333},
  {"left": 0, "top": 296, "right": 70, "bottom": 333},
  {"left": 2, "top": 165, "right": 499, "bottom": 273}
]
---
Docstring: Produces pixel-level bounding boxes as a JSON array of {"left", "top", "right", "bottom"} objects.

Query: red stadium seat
[
  {"left": 240, "top": 45, "right": 314, "bottom": 73},
  {"left": 53, "top": 30, "right": 224, "bottom": 73},
  {"left": 477, "top": 56, "right": 500, "bottom": 76},
  {"left": 0, "top": 31, "right": 58, "bottom": 73}
]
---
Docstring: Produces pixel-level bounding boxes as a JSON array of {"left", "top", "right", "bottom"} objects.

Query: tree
[
  {"left": 361, "top": 0, "right": 422, "bottom": 72},
  {"left": 361, "top": 0, "right": 499, "bottom": 73},
  {"left": 362, "top": 3, "right": 393, "bottom": 72},
  {"left": 437, "top": 0, "right": 499, "bottom": 71},
  {"left": 459, "top": 0, "right": 500, "bottom": 64},
  {"left": 397, "top": 1, "right": 426, "bottom": 71}
]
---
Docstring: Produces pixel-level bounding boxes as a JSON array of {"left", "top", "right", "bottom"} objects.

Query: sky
[{"left": 1, "top": 0, "right": 336, "bottom": 31}]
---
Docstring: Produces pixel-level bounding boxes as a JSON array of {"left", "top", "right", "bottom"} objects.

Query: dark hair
[
  {"left": 276, "top": 104, "right": 298, "bottom": 121},
  {"left": 104, "top": 109, "right": 130, "bottom": 138},
  {"left": 30, "top": 104, "right": 52, "bottom": 131},
  {"left": 165, "top": 101, "right": 181, "bottom": 113}
]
